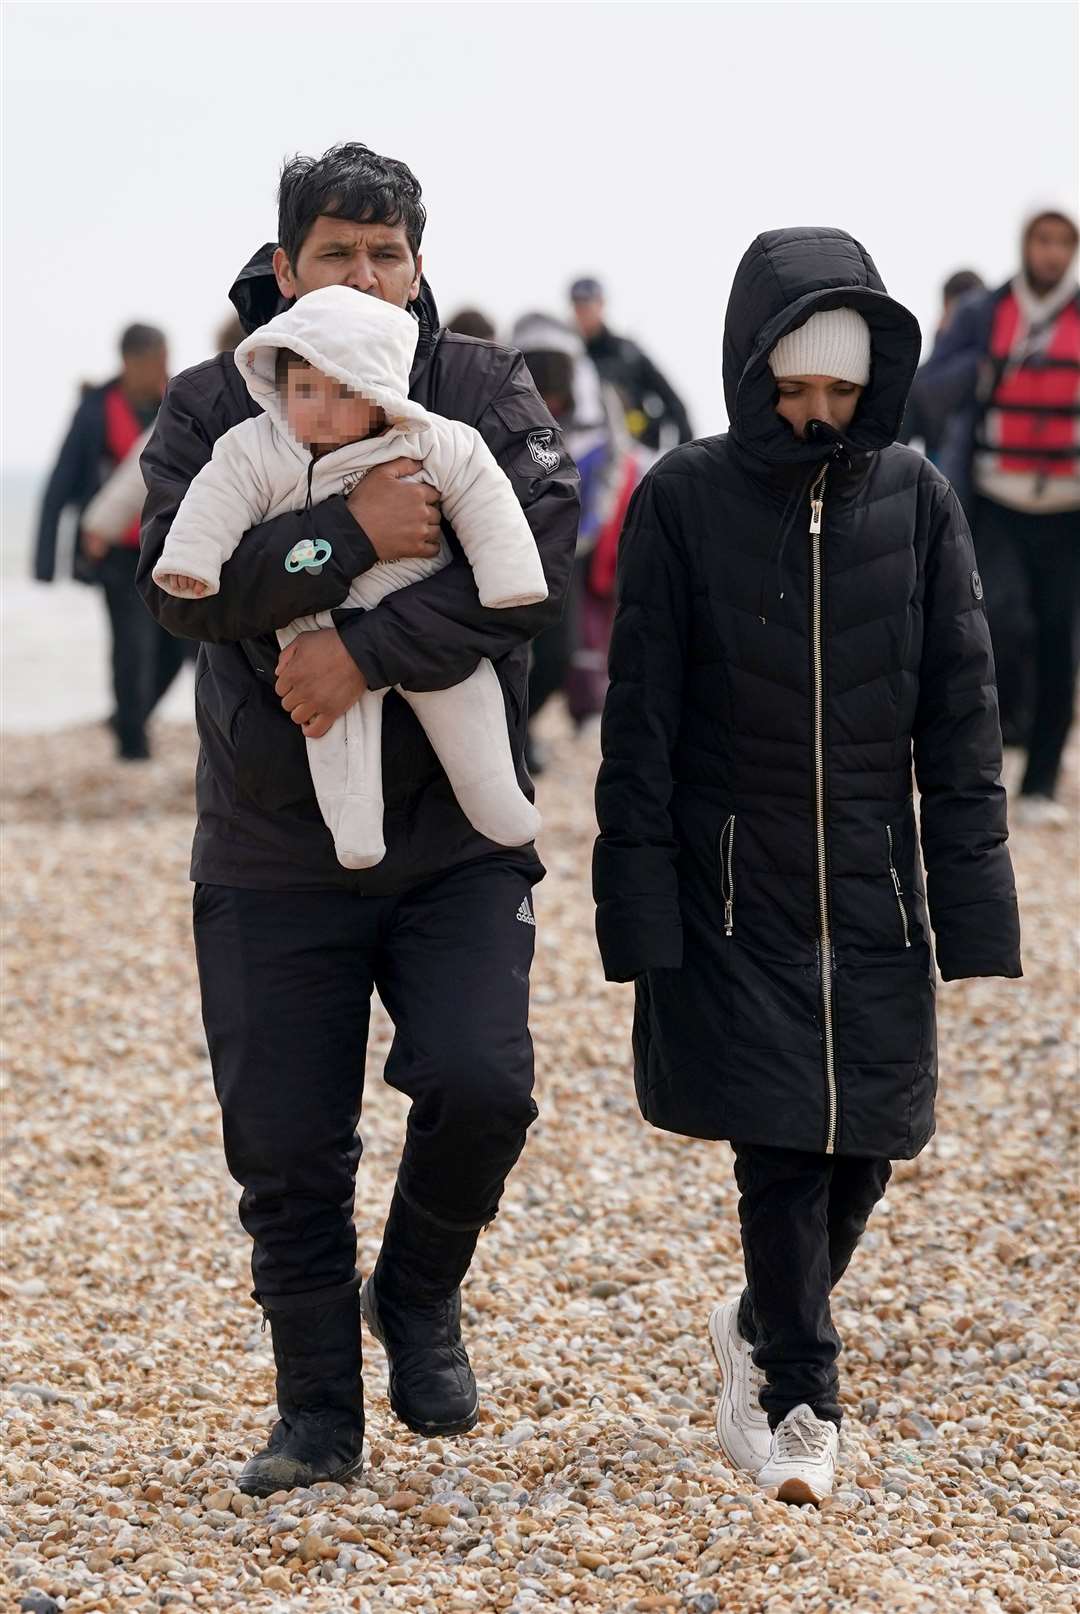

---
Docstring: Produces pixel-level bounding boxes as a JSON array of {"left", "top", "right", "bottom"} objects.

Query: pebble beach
[{"left": 2, "top": 708, "right": 1077, "bottom": 1614}]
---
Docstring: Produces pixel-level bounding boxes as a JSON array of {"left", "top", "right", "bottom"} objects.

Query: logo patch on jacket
[
  {"left": 971, "top": 569, "right": 984, "bottom": 602},
  {"left": 526, "top": 429, "right": 560, "bottom": 475}
]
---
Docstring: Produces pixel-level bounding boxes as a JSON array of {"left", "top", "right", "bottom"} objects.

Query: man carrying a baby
[{"left": 137, "top": 142, "right": 579, "bottom": 1494}]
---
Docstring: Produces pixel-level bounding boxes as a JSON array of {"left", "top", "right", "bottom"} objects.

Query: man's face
[
  {"left": 774, "top": 376, "right": 864, "bottom": 439},
  {"left": 572, "top": 297, "right": 605, "bottom": 342},
  {"left": 273, "top": 216, "right": 422, "bottom": 309},
  {"left": 1024, "top": 217, "right": 1078, "bottom": 295},
  {"left": 282, "top": 362, "right": 383, "bottom": 452},
  {"left": 123, "top": 344, "right": 168, "bottom": 402}
]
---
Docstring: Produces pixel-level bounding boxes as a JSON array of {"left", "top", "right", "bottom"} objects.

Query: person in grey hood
[{"left": 594, "top": 227, "right": 1021, "bottom": 1505}]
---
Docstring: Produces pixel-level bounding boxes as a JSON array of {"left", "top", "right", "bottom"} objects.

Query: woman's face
[{"left": 774, "top": 376, "right": 864, "bottom": 440}]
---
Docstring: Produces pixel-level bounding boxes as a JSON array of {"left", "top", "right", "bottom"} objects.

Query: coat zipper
[
  {"left": 886, "top": 824, "right": 911, "bottom": 948},
  {"left": 809, "top": 465, "right": 838, "bottom": 1155},
  {"left": 720, "top": 814, "right": 736, "bottom": 936}
]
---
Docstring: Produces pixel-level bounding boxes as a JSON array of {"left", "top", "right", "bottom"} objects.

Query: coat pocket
[{"left": 885, "top": 824, "right": 912, "bottom": 950}]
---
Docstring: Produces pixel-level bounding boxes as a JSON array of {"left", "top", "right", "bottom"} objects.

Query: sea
[{"left": 1, "top": 471, "right": 195, "bottom": 735}]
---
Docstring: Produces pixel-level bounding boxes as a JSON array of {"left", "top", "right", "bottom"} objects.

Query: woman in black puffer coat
[{"left": 593, "top": 227, "right": 1021, "bottom": 1503}]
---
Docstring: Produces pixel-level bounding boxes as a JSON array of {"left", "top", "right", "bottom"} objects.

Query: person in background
[
  {"left": 81, "top": 313, "right": 252, "bottom": 664},
  {"left": 216, "top": 312, "right": 247, "bottom": 354},
  {"left": 900, "top": 269, "right": 985, "bottom": 462},
  {"left": 570, "top": 275, "right": 693, "bottom": 453},
  {"left": 33, "top": 322, "right": 185, "bottom": 760},
  {"left": 912, "top": 207, "right": 1080, "bottom": 824},
  {"left": 511, "top": 312, "right": 619, "bottom": 769},
  {"left": 446, "top": 308, "right": 496, "bottom": 341}
]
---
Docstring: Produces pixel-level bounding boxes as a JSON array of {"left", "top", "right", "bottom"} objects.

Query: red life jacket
[
  {"left": 978, "top": 289, "right": 1080, "bottom": 481},
  {"left": 102, "top": 384, "right": 146, "bottom": 546}
]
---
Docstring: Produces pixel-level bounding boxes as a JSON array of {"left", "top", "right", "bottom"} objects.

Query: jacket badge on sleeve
[
  {"left": 285, "top": 537, "right": 333, "bottom": 575},
  {"left": 527, "top": 429, "right": 561, "bottom": 474}
]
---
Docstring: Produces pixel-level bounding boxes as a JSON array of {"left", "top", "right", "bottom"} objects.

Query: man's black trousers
[
  {"left": 193, "top": 859, "right": 540, "bottom": 1302},
  {"left": 973, "top": 497, "right": 1080, "bottom": 796},
  {"left": 100, "top": 545, "right": 187, "bottom": 757},
  {"left": 732, "top": 1142, "right": 892, "bottom": 1430}
]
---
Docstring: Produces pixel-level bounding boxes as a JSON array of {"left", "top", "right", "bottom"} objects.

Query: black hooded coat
[
  {"left": 136, "top": 247, "right": 579, "bottom": 894},
  {"left": 593, "top": 228, "right": 1022, "bottom": 1159}
]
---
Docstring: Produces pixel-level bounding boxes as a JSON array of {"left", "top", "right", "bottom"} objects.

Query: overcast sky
[{"left": 3, "top": 0, "right": 1077, "bottom": 473}]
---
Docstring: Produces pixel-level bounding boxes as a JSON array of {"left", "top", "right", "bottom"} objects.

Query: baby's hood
[{"left": 234, "top": 284, "right": 430, "bottom": 434}]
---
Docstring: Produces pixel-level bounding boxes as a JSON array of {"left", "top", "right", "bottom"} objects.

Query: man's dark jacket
[
  {"left": 137, "top": 248, "right": 579, "bottom": 893},
  {"left": 594, "top": 228, "right": 1021, "bottom": 1160},
  {"left": 34, "top": 380, "right": 125, "bottom": 582},
  {"left": 585, "top": 327, "right": 693, "bottom": 451}
]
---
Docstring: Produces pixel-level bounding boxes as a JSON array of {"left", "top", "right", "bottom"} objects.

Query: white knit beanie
[{"left": 768, "top": 308, "right": 871, "bottom": 385}]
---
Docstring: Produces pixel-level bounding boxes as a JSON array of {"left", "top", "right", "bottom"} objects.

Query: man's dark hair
[
  {"left": 942, "top": 269, "right": 985, "bottom": 305},
  {"left": 120, "top": 323, "right": 166, "bottom": 358},
  {"left": 277, "top": 143, "right": 426, "bottom": 266},
  {"left": 274, "top": 347, "right": 311, "bottom": 389}
]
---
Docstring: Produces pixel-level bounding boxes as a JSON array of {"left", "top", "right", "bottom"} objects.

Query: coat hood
[
  {"left": 509, "top": 311, "right": 610, "bottom": 435},
  {"left": 233, "top": 284, "right": 430, "bottom": 436},
  {"left": 228, "top": 241, "right": 443, "bottom": 376},
  {"left": 722, "top": 227, "right": 922, "bottom": 465},
  {"left": 1021, "top": 200, "right": 1079, "bottom": 248}
]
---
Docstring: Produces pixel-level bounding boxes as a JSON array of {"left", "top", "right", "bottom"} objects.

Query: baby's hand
[{"left": 159, "top": 572, "right": 209, "bottom": 597}]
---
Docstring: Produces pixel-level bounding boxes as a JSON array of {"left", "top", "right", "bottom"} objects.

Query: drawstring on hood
[
  {"left": 722, "top": 227, "right": 922, "bottom": 621},
  {"left": 302, "top": 459, "right": 316, "bottom": 542}
]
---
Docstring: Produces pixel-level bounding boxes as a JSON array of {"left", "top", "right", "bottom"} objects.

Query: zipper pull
[
  {"left": 809, "top": 466, "right": 827, "bottom": 534},
  {"left": 890, "top": 868, "right": 903, "bottom": 897},
  {"left": 724, "top": 901, "right": 734, "bottom": 938}
]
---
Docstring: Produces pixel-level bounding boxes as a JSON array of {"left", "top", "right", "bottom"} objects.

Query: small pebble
[{"left": 1, "top": 717, "right": 1076, "bottom": 1612}]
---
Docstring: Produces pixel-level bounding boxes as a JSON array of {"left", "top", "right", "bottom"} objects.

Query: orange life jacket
[{"left": 977, "top": 289, "right": 1080, "bottom": 481}]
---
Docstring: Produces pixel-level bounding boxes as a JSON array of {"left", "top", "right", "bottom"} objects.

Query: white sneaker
[
  {"left": 707, "top": 1298, "right": 773, "bottom": 1476},
  {"left": 1012, "top": 794, "right": 1069, "bottom": 828},
  {"left": 756, "top": 1403, "right": 840, "bottom": 1505}
]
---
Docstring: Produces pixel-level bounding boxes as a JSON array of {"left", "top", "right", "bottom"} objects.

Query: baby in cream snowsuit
[{"left": 153, "top": 285, "right": 548, "bottom": 869}]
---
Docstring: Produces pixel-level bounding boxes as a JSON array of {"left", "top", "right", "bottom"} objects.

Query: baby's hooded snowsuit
[{"left": 154, "top": 285, "right": 549, "bottom": 868}]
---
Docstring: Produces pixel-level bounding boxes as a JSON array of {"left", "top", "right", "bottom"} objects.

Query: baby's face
[{"left": 283, "top": 362, "right": 382, "bottom": 450}]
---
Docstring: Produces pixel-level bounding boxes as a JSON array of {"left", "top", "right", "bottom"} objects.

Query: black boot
[
  {"left": 360, "top": 1188, "right": 482, "bottom": 1437},
  {"left": 238, "top": 1284, "right": 365, "bottom": 1497}
]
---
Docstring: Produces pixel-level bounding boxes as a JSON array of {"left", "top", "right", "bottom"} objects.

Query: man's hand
[
  {"left": 276, "top": 628, "right": 367, "bottom": 739},
  {"left": 81, "top": 530, "right": 110, "bottom": 561},
  {"left": 346, "top": 457, "right": 443, "bottom": 562}
]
